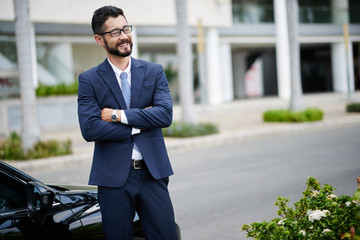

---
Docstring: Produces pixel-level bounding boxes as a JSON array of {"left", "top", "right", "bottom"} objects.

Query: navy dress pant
[{"left": 98, "top": 166, "right": 178, "bottom": 240}]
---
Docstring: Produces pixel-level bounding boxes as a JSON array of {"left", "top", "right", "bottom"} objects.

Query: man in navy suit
[{"left": 77, "top": 6, "right": 178, "bottom": 240}]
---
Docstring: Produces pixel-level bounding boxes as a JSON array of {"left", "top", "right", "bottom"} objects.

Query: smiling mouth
[{"left": 118, "top": 40, "right": 130, "bottom": 47}]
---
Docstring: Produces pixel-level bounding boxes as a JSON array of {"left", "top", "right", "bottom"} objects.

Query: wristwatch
[{"left": 111, "top": 109, "right": 119, "bottom": 122}]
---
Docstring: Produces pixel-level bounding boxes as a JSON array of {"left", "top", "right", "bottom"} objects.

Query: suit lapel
[
  {"left": 130, "top": 58, "right": 145, "bottom": 108},
  {"left": 97, "top": 59, "right": 128, "bottom": 109}
]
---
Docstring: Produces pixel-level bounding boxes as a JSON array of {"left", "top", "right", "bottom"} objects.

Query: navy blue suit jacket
[{"left": 77, "top": 58, "right": 173, "bottom": 187}]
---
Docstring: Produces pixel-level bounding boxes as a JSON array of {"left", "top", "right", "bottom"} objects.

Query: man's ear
[{"left": 94, "top": 35, "right": 105, "bottom": 46}]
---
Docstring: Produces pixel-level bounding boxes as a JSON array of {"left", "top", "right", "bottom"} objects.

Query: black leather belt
[{"left": 131, "top": 160, "right": 145, "bottom": 170}]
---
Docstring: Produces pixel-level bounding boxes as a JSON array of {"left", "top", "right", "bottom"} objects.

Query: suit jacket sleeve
[
  {"left": 77, "top": 69, "right": 132, "bottom": 142},
  {"left": 124, "top": 64, "right": 173, "bottom": 129}
]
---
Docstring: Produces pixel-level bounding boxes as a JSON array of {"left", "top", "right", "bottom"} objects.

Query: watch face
[{"left": 111, "top": 114, "right": 117, "bottom": 122}]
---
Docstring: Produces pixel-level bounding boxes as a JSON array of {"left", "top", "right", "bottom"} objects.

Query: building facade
[{"left": 0, "top": 0, "right": 359, "bottom": 105}]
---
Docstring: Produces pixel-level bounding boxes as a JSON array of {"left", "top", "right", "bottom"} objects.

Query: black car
[{"left": 0, "top": 161, "right": 180, "bottom": 240}]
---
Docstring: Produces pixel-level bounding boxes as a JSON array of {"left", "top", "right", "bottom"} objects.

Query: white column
[
  {"left": 206, "top": 28, "right": 222, "bottom": 105},
  {"left": 331, "top": 0, "right": 353, "bottom": 93},
  {"left": 274, "top": 0, "right": 291, "bottom": 99},
  {"left": 332, "top": 43, "right": 348, "bottom": 92},
  {"left": 131, "top": 26, "right": 138, "bottom": 59},
  {"left": 48, "top": 43, "right": 74, "bottom": 83},
  {"left": 220, "top": 43, "right": 234, "bottom": 102},
  {"left": 30, "top": 23, "right": 38, "bottom": 87}
]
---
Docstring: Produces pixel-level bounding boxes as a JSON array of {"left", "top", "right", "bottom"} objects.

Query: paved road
[
  {"left": 29, "top": 125, "right": 360, "bottom": 240},
  {"left": 168, "top": 125, "right": 360, "bottom": 240}
]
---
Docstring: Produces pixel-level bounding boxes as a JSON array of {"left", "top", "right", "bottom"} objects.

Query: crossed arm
[
  {"left": 78, "top": 66, "right": 172, "bottom": 143},
  {"left": 100, "top": 106, "right": 152, "bottom": 123}
]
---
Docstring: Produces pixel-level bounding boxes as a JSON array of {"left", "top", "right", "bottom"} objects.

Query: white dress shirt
[{"left": 107, "top": 58, "right": 143, "bottom": 160}]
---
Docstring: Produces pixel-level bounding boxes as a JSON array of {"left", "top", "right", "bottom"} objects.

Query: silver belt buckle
[{"left": 133, "top": 160, "right": 142, "bottom": 170}]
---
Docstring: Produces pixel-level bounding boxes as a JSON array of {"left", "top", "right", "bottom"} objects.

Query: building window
[
  {"left": 299, "top": 0, "right": 331, "bottom": 23},
  {"left": 232, "top": 0, "right": 274, "bottom": 24},
  {"left": 349, "top": 0, "right": 360, "bottom": 23}
]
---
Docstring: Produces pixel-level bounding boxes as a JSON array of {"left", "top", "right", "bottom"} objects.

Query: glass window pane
[
  {"left": 232, "top": 0, "right": 274, "bottom": 24},
  {"left": 349, "top": 0, "right": 360, "bottom": 23},
  {"left": 0, "top": 173, "right": 27, "bottom": 212},
  {"left": 299, "top": 0, "right": 331, "bottom": 23}
]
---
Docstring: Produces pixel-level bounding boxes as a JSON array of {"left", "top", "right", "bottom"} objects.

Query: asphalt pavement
[{"left": 6, "top": 92, "right": 360, "bottom": 172}]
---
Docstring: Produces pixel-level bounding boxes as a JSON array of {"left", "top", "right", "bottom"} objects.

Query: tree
[
  {"left": 175, "top": 0, "right": 196, "bottom": 123},
  {"left": 14, "top": 0, "right": 41, "bottom": 151},
  {"left": 286, "top": 0, "right": 304, "bottom": 111}
]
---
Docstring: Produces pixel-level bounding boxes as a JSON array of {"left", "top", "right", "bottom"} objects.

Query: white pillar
[
  {"left": 331, "top": 0, "right": 353, "bottom": 93},
  {"left": 332, "top": 42, "right": 348, "bottom": 92},
  {"left": 30, "top": 23, "right": 38, "bottom": 87},
  {"left": 131, "top": 27, "right": 138, "bottom": 59},
  {"left": 274, "top": 0, "right": 291, "bottom": 99},
  {"left": 48, "top": 43, "right": 74, "bottom": 83},
  {"left": 331, "top": 42, "right": 355, "bottom": 93},
  {"left": 206, "top": 28, "right": 222, "bottom": 105},
  {"left": 220, "top": 43, "right": 234, "bottom": 102}
]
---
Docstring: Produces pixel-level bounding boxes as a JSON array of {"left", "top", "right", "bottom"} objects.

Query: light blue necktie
[
  {"left": 120, "top": 72, "right": 131, "bottom": 109},
  {"left": 120, "top": 72, "right": 140, "bottom": 153}
]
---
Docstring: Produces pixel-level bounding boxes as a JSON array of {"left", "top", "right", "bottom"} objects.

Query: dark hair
[{"left": 91, "top": 6, "right": 127, "bottom": 35}]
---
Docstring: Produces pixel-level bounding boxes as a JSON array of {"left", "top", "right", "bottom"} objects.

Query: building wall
[
  {"left": 0, "top": 0, "right": 232, "bottom": 27},
  {"left": 72, "top": 43, "right": 106, "bottom": 75},
  {"left": 0, "top": 0, "right": 359, "bottom": 103}
]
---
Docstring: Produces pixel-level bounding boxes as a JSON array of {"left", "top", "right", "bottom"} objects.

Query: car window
[{"left": 0, "top": 172, "right": 27, "bottom": 212}]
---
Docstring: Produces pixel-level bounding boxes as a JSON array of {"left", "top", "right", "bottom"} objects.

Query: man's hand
[{"left": 101, "top": 108, "right": 119, "bottom": 122}]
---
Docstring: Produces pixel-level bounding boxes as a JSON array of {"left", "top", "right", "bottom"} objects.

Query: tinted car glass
[{"left": 0, "top": 172, "right": 27, "bottom": 212}]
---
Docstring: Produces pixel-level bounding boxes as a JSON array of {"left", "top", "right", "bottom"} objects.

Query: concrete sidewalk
[{"left": 7, "top": 92, "right": 360, "bottom": 172}]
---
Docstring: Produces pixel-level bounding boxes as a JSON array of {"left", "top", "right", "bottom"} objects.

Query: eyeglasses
[{"left": 97, "top": 25, "right": 132, "bottom": 37}]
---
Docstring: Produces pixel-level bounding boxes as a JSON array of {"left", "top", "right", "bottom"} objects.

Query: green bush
[
  {"left": 0, "top": 132, "right": 72, "bottom": 160},
  {"left": 163, "top": 63, "right": 178, "bottom": 85},
  {"left": 0, "top": 132, "right": 26, "bottom": 160},
  {"left": 28, "top": 139, "right": 72, "bottom": 159},
  {"left": 346, "top": 103, "right": 360, "bottom": 113},
  {"left": 162, "top": 122, "right": 218, "bottom": 138},
  {"left": 304, "top": 108, "right": 324, "bottom": 121},
  {"left": 263, "top": 108, "right": 323, "bottom": 123},
  {"left": 36, "top": 81, "right": 78, "bottom": 97},
  {"left": 242, "top": 177, "right": 360, "bottom": 239}
]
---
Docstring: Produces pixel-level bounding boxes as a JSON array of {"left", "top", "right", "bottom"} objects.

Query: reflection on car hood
[
  {"left": 43, "top": 183, "right": 98, "bottom": 206},
  {"left": 46, "top": 183, "right": 97, "bottom": 192}
]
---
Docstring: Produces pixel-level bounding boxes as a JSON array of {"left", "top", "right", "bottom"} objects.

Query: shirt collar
[{"left": 107, "top": 57, "right": 131, "bottom": 78}]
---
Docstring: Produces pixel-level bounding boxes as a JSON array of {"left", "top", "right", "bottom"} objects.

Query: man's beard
[{"left": 104, "top": 38, "right": 133, "bottom": 57}]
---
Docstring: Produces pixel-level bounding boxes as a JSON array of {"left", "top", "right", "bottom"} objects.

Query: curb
[
  {"left": 166, "top": 115, "right": 360, "bottom": 151},
  {"left": 8, "top": 114, "right": 360, "bottom": 173}
]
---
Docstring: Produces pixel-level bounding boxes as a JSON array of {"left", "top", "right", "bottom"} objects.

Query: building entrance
[
  {"left": 354, "top": 43, "right": 360, "bottom": 90},
  {"left": 301, "top": 45, "right": 333, "bottom": 93}
]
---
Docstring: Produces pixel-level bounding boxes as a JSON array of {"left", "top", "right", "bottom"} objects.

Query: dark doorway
[
  {"left": 301, "top": 45, "right": 333, "bottom": 93},
  {"left": 353, "top": 43, "right": 360, "bottom": 90}
]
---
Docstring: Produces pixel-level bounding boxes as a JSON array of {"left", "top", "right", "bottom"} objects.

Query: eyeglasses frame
[{"left": 97, "top": 25, "right": 133, "bottom": 37}]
